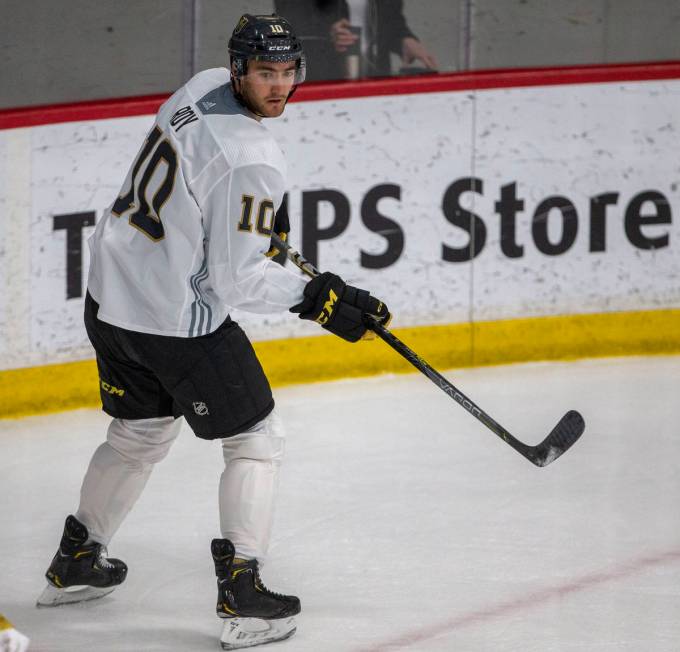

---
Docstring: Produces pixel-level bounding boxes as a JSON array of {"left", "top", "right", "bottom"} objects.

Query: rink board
[
  {"left": 2, "top": 307, "right": 679, "bottom": 419},
  {"left": 1, "top": 65, "right": 679, "bottom": 416}
]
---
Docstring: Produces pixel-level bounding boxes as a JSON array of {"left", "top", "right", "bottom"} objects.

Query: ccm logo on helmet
[{"left": 269, "top": 45, "right": 291, "bottom": 50}]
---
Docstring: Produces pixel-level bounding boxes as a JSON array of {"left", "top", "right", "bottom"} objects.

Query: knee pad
[
  {"left": 107, "top": 416, "right": 182, "bottom": 465},
  {"left": 221, "top": 410, "right": 285, "bottom": 466}
]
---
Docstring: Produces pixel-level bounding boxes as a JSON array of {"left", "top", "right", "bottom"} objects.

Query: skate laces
[
  {"left": 251, "top": 563, "right": 287, "bottom": 600},
  {"left": 95, "top": 546, "right": 115, "bottom": 570}
]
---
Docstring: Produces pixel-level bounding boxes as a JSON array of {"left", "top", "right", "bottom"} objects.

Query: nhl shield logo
[{"left": 193, "top": 401, "right": 209, "bottom": 416}]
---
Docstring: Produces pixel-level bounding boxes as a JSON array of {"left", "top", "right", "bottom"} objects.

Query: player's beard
[
  {"left": 259, "top": 96, "right": 287, "bottom": 118},
  {"left": 239, "top": 83, "right": 288, "bottom": 118}
]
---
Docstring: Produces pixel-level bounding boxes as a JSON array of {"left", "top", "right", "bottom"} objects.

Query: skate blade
[
  {"left": 36, "top": 583, "right": 116, "bottom": 608},
  {"left": 220, "top": 617, "right": 297, "bottom": 650}
]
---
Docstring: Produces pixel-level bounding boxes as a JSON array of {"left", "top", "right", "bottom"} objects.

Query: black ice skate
[
  {"left": 211, "top": 538, "right": 300, "bottom": 650},
  {"left": 36, "top": 514, "right": 128, "bottom": 607}
]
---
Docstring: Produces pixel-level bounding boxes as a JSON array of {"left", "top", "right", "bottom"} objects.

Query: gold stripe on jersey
[{"left": 2, "top": 307, "right": 680, "bottom": 418}]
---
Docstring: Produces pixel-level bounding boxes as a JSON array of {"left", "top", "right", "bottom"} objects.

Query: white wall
[{"left": 1, "top": 78, "right": 679, "bottom": 370}]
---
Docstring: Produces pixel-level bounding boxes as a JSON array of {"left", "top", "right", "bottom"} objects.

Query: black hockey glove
[
  {"left": 290, "top": 271, "right": 391, "bottom": 342},
  {"left": 266, "top": 200, "right": 290, "bottom": 259}
]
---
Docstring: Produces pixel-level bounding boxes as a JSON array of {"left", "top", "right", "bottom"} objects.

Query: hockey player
[
  {"left": 0, "top": 614, "right": 29, "bottom": 652},
  {"left": 37, "top": 13, "right": 390, "bottom": 651}
]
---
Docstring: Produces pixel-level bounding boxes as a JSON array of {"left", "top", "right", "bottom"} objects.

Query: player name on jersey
[{"left": 169, "top": 106, "right": 199, "bottom": 132}]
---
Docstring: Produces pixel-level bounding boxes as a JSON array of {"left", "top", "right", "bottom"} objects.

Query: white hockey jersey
[{"left": 88, "top": 68, "right": 308, "bottom": 337}]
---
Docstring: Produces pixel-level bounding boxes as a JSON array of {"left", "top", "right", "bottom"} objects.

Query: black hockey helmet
[{"left": 228, "top": 14, "right": 306, "bottom": 84}]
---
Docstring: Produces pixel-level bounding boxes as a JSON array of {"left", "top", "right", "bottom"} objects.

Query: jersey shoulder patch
[{"left": 196, "top": 85, "right": 240, "bottom": 116}]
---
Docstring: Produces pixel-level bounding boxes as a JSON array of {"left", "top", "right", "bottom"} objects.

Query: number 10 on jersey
[
  {"left": 112, "top": 126, "right": 178, "bottom": 241},
  {"left": 238, "top": 195, "right": 275, "bottom": 236}
]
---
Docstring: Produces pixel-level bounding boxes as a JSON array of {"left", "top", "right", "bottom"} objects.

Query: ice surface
[{"left": 1, "top": 355, "right": 679, "bottom": 651}]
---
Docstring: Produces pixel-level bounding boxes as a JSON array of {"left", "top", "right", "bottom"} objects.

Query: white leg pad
[
  {"left": 76, "top": 416, "right": 182, "bottom": 545},
  {"left": 219, "top": 410, "right": 285, "bottom": 563}
]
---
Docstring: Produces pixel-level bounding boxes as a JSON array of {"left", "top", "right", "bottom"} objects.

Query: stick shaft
[
  {"left": 271, "top": 233, "right": 527, "bottom": 447},
  {"left": 270, "top": 233, "right": 583, "bottom": 466},
  {"left": 368, "top": 320, "right": 532, "bottom": 456}
]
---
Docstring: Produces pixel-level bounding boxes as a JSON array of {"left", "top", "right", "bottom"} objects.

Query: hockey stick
[{"left": 271, "top": 233, "right": 585, "bottom": 467}]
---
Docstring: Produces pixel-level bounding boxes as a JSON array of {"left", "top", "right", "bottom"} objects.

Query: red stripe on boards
[{"left": 1, "top": 60, "right": 679, "bottom": 130}]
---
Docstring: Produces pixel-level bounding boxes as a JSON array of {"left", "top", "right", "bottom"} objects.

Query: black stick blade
[{"left": 530, "top": 410, "right": 586, "bottom": 467}]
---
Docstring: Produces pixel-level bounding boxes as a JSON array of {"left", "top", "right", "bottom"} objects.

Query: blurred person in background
[{"left": 275, "top": 0, "right": 438, "bottom": 80}]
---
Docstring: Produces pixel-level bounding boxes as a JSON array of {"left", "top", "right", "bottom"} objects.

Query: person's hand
[
  {"left": 290, "top": 271, "right": 391, "bottom": 343},
  {"left": 330, "top": 18, "right": 359, "bottom": 53},
  {"left": 401, "top": 36, "right": 438, "bottom": 70}
]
